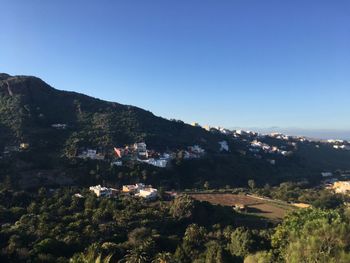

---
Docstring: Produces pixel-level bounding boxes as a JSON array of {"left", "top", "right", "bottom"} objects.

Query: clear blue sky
[{"left": 1, "top": 0, "right": 349, "bottom": 131}]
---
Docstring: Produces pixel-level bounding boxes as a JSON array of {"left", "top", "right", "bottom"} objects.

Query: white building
[
  {"left": 334, "top": 145, "right": 350, "bottom": 150},
  {"left": 189, "top": 145, "right": 205, "bottom": 154},
  {"left": 136, "top": 188, "right": 158, "bottom": 200},
  {"left": 111, "top": 160, "right": 123, "bottom": 166},
  {"left": 235, "top": 130, "right": 246, "bottom": 135},
  {"left": 250, "top": 140, "right": 263, "bottom": 148},
  {"left": 333, "top": 181, "right": 350, "bottom": 194},
  {"left": 134, "top": 142, "right": 147, "bottom": 152},
  {"left": 78, "top": 149, "right": 105, "bottom": 160},
  {"left": 219, "top": 141, "right": 229, "bottom": 152},
  {"left": 51, "top": 124, "right": 67, "bottom": 129},
  {"left": 122, "top": 183, "right": 146, "bottom": 193},
  {"left": 147, "top": 158, "right": 168, "bottom": 168},
  {"left": 87, "top": 149, "right": 97, "bottom": 158},
  {"left": 89, "top": 185, "right": 113, "bottom": 197}
]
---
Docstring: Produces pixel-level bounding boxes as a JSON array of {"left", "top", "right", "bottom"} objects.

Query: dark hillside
[{"left": 0, "top": 74, "right": 223, "bottom": 155}]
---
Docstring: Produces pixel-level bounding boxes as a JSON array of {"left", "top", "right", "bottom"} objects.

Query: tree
[
  {"left": 284, "top": 220, "right": 350, "bottom": 263},
  {"left": 183, "top": 224, "right": 206, "bottom": 248},
  {"left": 152, "top": 252, "right": 173, "bottom": 263},
  {"left": 170, "top": 195, "right": 195, "bottom": 219},
  {"left": 33, "top": 238, "right": 66, "bottom": 256},
  {"left": 271, "top": 208, "right": 341, "bottom": 254},
  {"left": 312, "top": 193, "right": 343, "bottom": 209},
  {"left": 248, "top": 180, "right": 256, "bottom": 191},
  {"left": 204, "top": 241, "right": 225, "bottom": 263},
  {"left": 128, "top": 227, "right": 152, "bottom": 247},
  {"left": 229, "top": 228, "right": 254, "bottom": 258},
  {"left": 244, "top": 251, "right": 274, "bottom": 263},
  {"left": 121, "top": 248, "right": 149, "bottom": 263}
]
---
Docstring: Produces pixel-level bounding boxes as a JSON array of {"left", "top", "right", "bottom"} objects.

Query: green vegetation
[
  {"left": 0, "top": 188, "right": 257, "bottom": 262},
  {"left": 2, "top": 187, "right": 350, "bottom": 262},
  {"left": 2, "top": 74, "right": 350, "bottom": 262},
  {"left": 255, "top": 181, "right": 347, "bottom": 209},
  {"left": 0, "top": 75, "right": 223, "bottom": 155}
]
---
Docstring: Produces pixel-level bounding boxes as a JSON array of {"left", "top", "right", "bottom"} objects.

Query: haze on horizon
[{"left": 1, "top": 1, "right": 349, "bottom": 137}]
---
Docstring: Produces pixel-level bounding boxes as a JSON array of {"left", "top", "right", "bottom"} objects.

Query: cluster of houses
[
  {"left": 326, "top": 140, "right": 350, "bottom": 150},
  {"left": 122, "top": 183, "right": 158, "bottom": 199},
  {"left": 113, "top": 142, "right": 206, "bottom": 167},
  {"left": 333, "top": 144, "right": 350, "bottom": 150},
  {"left": 75, "top": 141, "right": 207, "bottom": 168},
  {"left": 113, "top": 142, "right": 172, "bottom": 168},
  {"left": 249, "top": 140, "right": 294, "bottom": 156},
  {"left": 87, "top": 183, "right": 158, "bottom": 200}
]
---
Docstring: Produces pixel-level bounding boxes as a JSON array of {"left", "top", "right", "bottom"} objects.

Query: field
[{"left": 190, "top": 193, "right": 295, "bottom": 221}]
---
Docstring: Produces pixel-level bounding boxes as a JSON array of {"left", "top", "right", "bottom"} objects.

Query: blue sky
[{"left": 1, "top": 0, "right": 349, "bottom": 133}]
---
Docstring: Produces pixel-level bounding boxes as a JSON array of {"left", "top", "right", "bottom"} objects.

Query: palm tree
[
  {"left": 119, "top": 249, "right": 148, "bottom": 263},
  {"left": 70, "top": 244, "right": 115, "bottom": 263},
  {"left": 152, "top": 252, "right": 173, "bottom": 263}
]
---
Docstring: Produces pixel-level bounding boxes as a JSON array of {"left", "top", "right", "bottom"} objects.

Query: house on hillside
[
  {"left": 89, "top": 185, "right": 118, "bottom": 197},
  {"left": 333, "top": 181, "right": 350, "bottom": 194},
  {"left": 51, "top": 123, "right": 67, "bottom": 129},
  {"left": 20, "top": 143, "right": 29, "bottom": 150},
  {"left": 219, "top": 141, "right": 229, "bottom": 152},
  {"left": 139, "top": 158, "right": 168, "bottom": 168},
  {"left": 134, "top": 142, "right": 147, "bottom": 152},
  {"left": 122, "top": 183, "right": 146, "bottom": 194},
  {"left": 111, "top": 160, "right": 123, "bottom": 166},
  {"left": 191, "top": 122, "right": 200, "bottom": 127},
  {"left": 134, "top": 142, "right": 148, "bottom": 158},
  {"left": 77, "top": 149, "right": 105, "bottom": 160},
  {"left": 136, "top": 188, "right": 158, "bottom": 200}
]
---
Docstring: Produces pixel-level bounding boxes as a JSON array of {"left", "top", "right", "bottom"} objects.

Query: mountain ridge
[{"left": 0, "top": 73, "right": 223, "bottom": 154}]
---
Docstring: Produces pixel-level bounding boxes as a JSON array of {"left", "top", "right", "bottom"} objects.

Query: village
[
  {"left": 86, "top": 183, "right": 160, "bottom": 200},
  {"left": 194, "top": 123, "right": 350, "bottom": 166},
  {"left": 76, "top": 142, "right": 207, "bottom": 168}
]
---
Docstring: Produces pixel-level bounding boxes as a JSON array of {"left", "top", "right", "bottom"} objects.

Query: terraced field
[{"left": 190, "top": 193, "right": 295, "bottom": 220}]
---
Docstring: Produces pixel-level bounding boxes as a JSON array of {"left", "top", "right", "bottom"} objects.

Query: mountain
[
  {"left": 0, "top": 74, "right": 223, "bottom": 156},
  {"left": 1, "top": 73, "right": 350, "bottom": 190}
]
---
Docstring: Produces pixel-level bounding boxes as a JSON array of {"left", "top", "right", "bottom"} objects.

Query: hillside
[
  {"left": 0, "top": 74, "right": 223, "bottom": 155},
  {"left": 0, "top": 73, "right": 350, "bottom": 190}
]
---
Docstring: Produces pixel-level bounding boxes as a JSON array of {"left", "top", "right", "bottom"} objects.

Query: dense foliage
[
  {"left": 1, "top": 187, "right": 350, "bottom": 262},
  {"left": 0, "top": 75, "right": 223, "bottom": 154},
  {"left": 0, "top": 188, "right": 268, "bottom": 262}
]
